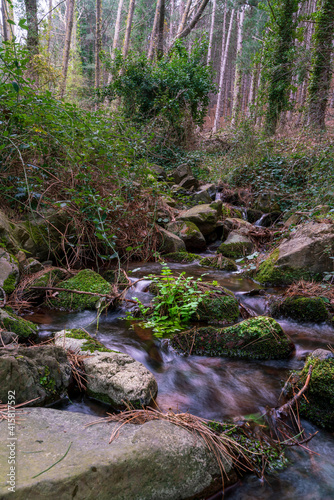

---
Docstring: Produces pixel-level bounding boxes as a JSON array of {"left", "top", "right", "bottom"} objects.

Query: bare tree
[
  {"left": 148, "top": 0, "right": 163, "bottom": 60},
  {"left": 171, "top": 0, "right": 210, "bottom": 46},
  {"left": 95, "top": 0, "right": 102, "bottom": 91},
  {"left": 207, "top": 0, "right": 216, "bottom": 65},
  {"left": 60, "top": 0, "right": 75, "bottom": 98},
  {"left": 122, "top": 0, "right": 136, "bottom": 58},
  {"left": 231, "top": 6, "right": 245, "bottom": 127}
]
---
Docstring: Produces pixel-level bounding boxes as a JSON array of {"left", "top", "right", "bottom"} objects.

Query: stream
[{"left": 27, "top": 260, "right": 334, "bottom": 499}]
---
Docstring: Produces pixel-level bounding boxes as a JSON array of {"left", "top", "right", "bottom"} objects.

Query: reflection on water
[{"left": 33, "top": 260, "right": 334, "bottom": 499}]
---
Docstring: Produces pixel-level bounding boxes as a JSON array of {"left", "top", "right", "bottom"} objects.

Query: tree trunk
[
  {"left": 157, "top": 0, "right": 165, "bottom": 59},
  {"left": 213, "top": 8, "right": 235, "bottom": 133},
  {"left": 107, "top": 0, "right": 124, "bottom": 85},
  {"left": 171, "top": 0, "right": 210, "bottom": 45},
  {"left": 148, "top": 0, "right": 163, "bottom": 60},
  {"left": 207, "top": 0, "right": 216, "bottom": 65},
  {"left": 307, "top": 0, "right": 334, "bottom": 130},
  {"left": 178, "top": 0, "right": 193, "bottom": 36},
  {"left": 47, "top": 0, "right": 53, "bottom": 56},
  {"left": 122, "top": 0, "right": 136, "bottom": 58},
  {"left": 60, "top": 0, "right": 75, "bottom": 98},
  {"left": 231, "top": 6, "right": 245, "bottom": 127},
  {"left": 1, "top": 0, "right": 11, "bottom": 41},
  {"left": 95, "top": 0, "right": 102, "bottom": 91},
  {"left": 24, "top": 0, "right": 39, "bottom": 54}
]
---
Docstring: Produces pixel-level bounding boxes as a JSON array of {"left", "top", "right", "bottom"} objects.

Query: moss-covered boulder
[
  {"left": 0, "top": 250, "right": 19, "bottom": 295},
  {"left": 194, "top": 290, "right": 239, "bottom": 324},
  {"left": 157, "top": 226, "right": 186, "bottom": 254},
  {"left": 55, "top": 329, "right": 158, "bottom": 408},
  {"left": 164, "top": 251, "right": 199, "bottom": 263},
  {"left": 167, "top": 221, "right": 206, "bottom": 250},
  {"left": 256, "top": 249, "right": 316, "bottom": 285},
  {"left": 0, "top": 308, "right": 38, "bottom": 340},
  {"left": 171, "top": 316, "right": 294, "bottom": 360},
  {"left": 218, "top": 233, "right": 254, "bottom": 259},
  {"left": 176, "top": 204, "right": 218, "bottom": 236},
  {"left": 291, "top": 349, "right": 334, "bottom": 430},
  {"left": 199, "top": 255, "right": 237, "bottom": 272},
  {"left": 48, "top": 269, "right": 112, "bottom": 311},
  {"left": 270, "top": 296, "right": 329, "bottom": 323}
]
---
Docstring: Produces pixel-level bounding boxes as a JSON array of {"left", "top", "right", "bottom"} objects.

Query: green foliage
[
  {"left": 104, "top": 41, "right": 216, "bottom": 142},
  {"left": 127, "top": 263, "right": 209, "bottom": 337}
]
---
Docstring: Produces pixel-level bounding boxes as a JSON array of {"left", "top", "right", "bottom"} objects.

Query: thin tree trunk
[
  {"left": 1, "top": 0, "right": 10, "bottom": 41},
  {"left": 207, "top": 0, "right": 216, "bottom": 65},
  {"left": 157, "top": 0, "right": 165, "bottom": 59},
  {"left": 60, "top": 0, "right": 75, "bottom": 98},
  {"left": 169, "top": 0, "right": 175, "bottom": 43},
  {"left": 47, "top": 0, "right": 53, "bottom": 56},
  {"left": 122, "top": 0, "right": 136, "bottom": 58},
  {"left": 95, "top": 0, "right": 102, "bottom": 91},
  {"left": 24, "top": 0, "right": 39, "bottom": 54},
  {"left": 148, "top": 0, "right": 163, "bottom": 60},
  {"left": 178, "top": 0, "right": 193, "bottom": 35},
  {"left": 213, "top": 8, "right": 235, "bottom": 133},
  {"left": 231, "top": 6, "right": 245, "bottom": 126},
  {"left": 171, "top": 0, "right": 210, "bottom": 45},
  {"left": 107, "top": 0, "right": 124, "bottom": 85}
]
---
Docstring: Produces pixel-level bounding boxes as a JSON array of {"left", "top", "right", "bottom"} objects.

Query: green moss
[
  {"left": 297, "top": 355, "right": 334, "bottom": 430},
  {"left": 25, "top": 221, "right": 48, "bottom": 246},
  {"left": 1, "top": 311, "right": 38, "bottom": 339},
  {"left": 164, "top": 251, "right": 199, "bottom": 263},
  {"left": 256, "top": 249, "right": 318, "bottom": 285},
  {"left": 171, "top": 316, "right": 294, "bottom": 360},
  {"left": 86, "top": 389, "right": 143, "bottom": 409},
  {"left": 39, "top": 366, "right": 56, "bottom": 393},
  {"left": 199, "top": 256, "right": 237, "bottom": 271},
  {"left": 3, "top": 274, "right": 16, "bottom": 294},
  {"left": 217, "top": 241, "right": 253, "bottom": 259},
  {"left": 194, "top": 293, "right": 239, "bottom": 324},
  {"left": 270, "top": 296, "right": 328, "bottom": 323},
  {"left": 49, "top": 269, "right": 112, "bottom": 311},
  {"left": 64, "top": 328, "right": 114, "bottom": 353}
]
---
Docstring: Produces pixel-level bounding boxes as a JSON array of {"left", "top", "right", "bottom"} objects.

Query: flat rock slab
[{"left": 0, "top": 408, "right": 235, "bottom": 500}]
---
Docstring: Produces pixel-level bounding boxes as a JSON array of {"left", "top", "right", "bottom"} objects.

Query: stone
[
  {"left": 246, "top": 209, "right": 263, "bottom": 224},
  {"left": 0, "top": 250, "right": 19, "bottom": 296},
  {"left": 270, "top": 296, "right": 329, "bottom": 323},
  {"left": 170, "top": 164, "right": 193, "bottom": 184},
  {"left": 256, "top": 222, "right": 334, "bottom": 285},
  {"left": 48, "top": 269, "right": 112, "bottom": 311},
  {"left": 55, "top": 329, "right": 158, "bottom": 407},
  {"left": 193, "top": 183, "right": 216, "bottom": 204},
  {"left": 0, "top": 408, "right": 236, "bottom": 499},
  {"left": 0, "top": 210, "right": 20, "bottom": 253},
  {"left": 0, "top": 345, "right": 71, "bottom": 405},
  {"left": 217, "top": 232, "right": 254, "bottom": 258},
  {"left": 177, "top": 204, "right": 218, "bottom": 236},
  {"left": 223, "top": 218, "right": 254, "bottom": 233},
  {"left": 210, "top": 199, "right": 223, "bottom": 217},
  {"left": 0, "top": 308, "right": 38, "bottom": 340},
  {"left": 284, "top": 213, "right": 302, "bottom": 228},
  {"left": 199, "top": 255, "right": 238, "bottom": 272},
  {"left": 23, "top": 257, "right": 44, "bottom": 274},
  {"left": 149, "top": 164, "right": 166, "bottom": 180},
  {"left": 171, "top": 316, "right": 294, "bottom": 360},
  {"left": 0, "top": 330, "right": 17, "bottom": 345},
  {"left": 258, "top": 212, "right": 281, "bottom": 227},
  {"left": 178, "top": 175, "right": 199, "bottom": 190},
  {"left": 158, "top": 226, "right": 186, "bottom": 253},
  {"left": 164, "top": 251, "right": 199, "bottom": 263},
  {"left": 254, "top": 191, "right": 280, "bottom": 213},
  {"left": 161, "top": 195, "right": 176, "bottom": 208},
  {"left": 167, "top": 221, "right": 206, "bottom": 250},
  {"left": 193, "top": 289, "right": 239, "bottom": 324}
]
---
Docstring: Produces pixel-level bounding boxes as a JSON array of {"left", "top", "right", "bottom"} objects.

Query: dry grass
[{"left": 285, "top": 280, "right": 334, "bottom": 303}]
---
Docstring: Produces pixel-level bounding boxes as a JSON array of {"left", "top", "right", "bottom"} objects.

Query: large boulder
[
  {"left": 177, "top": 204, "right": 218, "bottom": 236},
  {"left": 158, "top": 226, "right": 186, "bottom": 253},
  {"left": 167, "top": 221, "right": 206, "bottom": 250},
  {"left": 0, "top": 345, "right": 71, "bottom": 405},
  {"left": 55, "top": 329, "right": 158, "bottom": 407},
  {"left": 194, "top": 289, "right": 239, "bottom": 324},
  {"left": 0, "top": 408, "right": 236, "bottom": 499},
  {"left": 288, "top": 349, "right": 334, "bottom": 430},
  {"left": 171, "top": 316, "right": 294, "bottom": 360},
  {"left": 193, "top": 183, "right": 216, "bottom": 204},
  {"left": 256, "top": 222, "right": 334, "bottom": 285},
  {"left": 0, "top": 210, "right": 21, "bottom": 253},
  {"left": 0, "top": 250, "right": 19, "bottom": 295},
  {"left": 0, "top": 308, "right": 38, "bottom": 340},
  {"left": 217, "top": 232, "right": 254, "bottom": 258},
  {"left": 48, "top": 269, "right": 112, "bottom": 311},
  {"left": 169, "top": 164, "right": 193, "bottom": 184},
  {"left": 270, "top": 296, "right": 329, "bottom": 323}
]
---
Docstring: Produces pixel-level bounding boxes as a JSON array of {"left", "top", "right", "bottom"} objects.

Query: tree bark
[
  {"left": 213, "top": 8, "right": 235, "bottom": 133},
  {"left": 1, "top": 0, "right": 10, "bottom": 41},
  {"left": 148, "top": 0, "right": 163, "bottom": 60},
  {"left": 95, "top": 0, "right": 102, "bottom": 91},
  {"left": 307, "top": 0, "right": 334, "bottom": 130},
  {"left": 171, "top": 0, "right": 210, "bottom": 46},
  {"left": 156, "top": 0, "right": 165, "bottom": 59},
  {"left": 60, "top": 0, "right": 75, "bottom": 98},
  {"left": 107, "top": 0, "right": 124, "bottom": 85},
  {"left": 47, "top": 0, "right": 53, "bottom": 56},
  {"left": 231, "top": 6, "right": 245, "bottom": 126},
  {"left": 24, "top": 0, "right": 39, "bottom": 54},
  {"left": 122, "top": 0, "right": 136, "bottom": 58},
  {"left": 206, "top": 0, "right": 216, "bottom": 65}
]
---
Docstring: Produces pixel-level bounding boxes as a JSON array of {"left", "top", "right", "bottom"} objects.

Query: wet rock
[
  {"left": 193, "top": 183, "right": 216, "bottom": 204},
  {"left": 210, "top": 199, "right": 223, "bottom": 217},
  {"left": 199, "top": 255, "right": 237, "bottom": 272},
  {"left": 48, "top": 269, "right": 112, "bottom": 312},
  {"left": 194, "top": 289, "right": 239, "bottom": 324},
  {"left": 256, "top": 222, "right": 334, "bottom": 285},
  {"left": 164, "top": 251, "right": 200, "bottom": 263},
  {"left": 172, "top": 316, "right": 294, "bottom": 360},
  {"left": 0, "top": 407, "right": 236, "bottom": 500},
  {"left": 270, "top": 296, "right": 329, "bottom": 323},
  {"left": 246, "top": 209, "right": 263, "bottom": 224},
  {"left": 258, "top": 212, "right": 281, "bottom": 227},
  {"left": 55, "top": 329, "right": 158, "bottom": 407},
  {"left": 158, "top": 226, "right": 186, "bottom": 253},
  {"left": 0, "top": 330, "right": 18, "bottom": 345},
  {"left": 177, "top": 204, "right": 218, "bottom": 236},
  {"left": 217, "top": 232, "right": 254, "bottom": 259},
  {"left": 23, "top": 257, "right": 44, "bottom": 274},
  {"left": 0, "top": 345, "right": 71, "bottom": 405},
  {"left": 0, "top": 309, "right": 38, "bottom": 340},
  {"left": 167, "top": 220, "right": 206, "bottom": 250},
  {"left": 292, "top": 350, "right": 334, "bottom": 430},
  {"left": 0, "top": 250, "right": 19, "bottom": 296}
]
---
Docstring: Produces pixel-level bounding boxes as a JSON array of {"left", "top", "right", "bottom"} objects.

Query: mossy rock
[
  {"left": 55, "top": 328, "right": 114, "bottom": 353},
  {"left": 0, "top": 309, "right": 38, "bottom": 340},
  {"left": 270, "top": 296, "right": 329, "bottom": 323},
  {"left": 199, "top": 255, "right": 237, "bottom": 272},
  {"left": 48, "top": 269, "right": 112, "bottom": 311},
  {"left": 295, "top": 352, "right": 334, "bottom": 430},
  {"left": 171, "top": 316, "right": 294, "bottom": 360},
  {"left": 255, "top": 249, "right": 317, "bottom": 286},
  {"left": 194, "top": 291, "right": 239, "bottom": 324},
  {"left": 164, "top": 251, "right": 199, "bottom": 263},
  {"left": 217, "top": 240, "right": 253, "bottom": 259}
]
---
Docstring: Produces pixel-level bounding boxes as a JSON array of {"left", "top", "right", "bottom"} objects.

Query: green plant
[{"left": 127, "top": 263, "right": 209, "bottom": 337}]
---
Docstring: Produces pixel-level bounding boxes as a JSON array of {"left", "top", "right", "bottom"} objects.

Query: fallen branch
[{"left": 277, "top": 364, "right": 312, "bottom": 416}]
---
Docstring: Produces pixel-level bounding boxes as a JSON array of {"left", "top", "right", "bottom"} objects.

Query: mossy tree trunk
[
  {"left": 24, "top": 0, "right": 39, "bottom": 55},
  {"left": 307, "top": 0, "right": 334, "bottom": 130},
  {"left": 264, "top": 0, "right": 299, "bottom": 135}
]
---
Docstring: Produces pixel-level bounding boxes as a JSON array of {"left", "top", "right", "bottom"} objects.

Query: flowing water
[{"left": 28, "top": 260, "right": 334, "bottom": 499}]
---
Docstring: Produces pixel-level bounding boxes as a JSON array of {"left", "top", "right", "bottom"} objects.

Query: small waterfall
[
  {"left": 254, "top": 214, "right": 267, "bottom": 227},
  {"left": 124, "top": 279, "right": 153, "bottom": 308}
]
